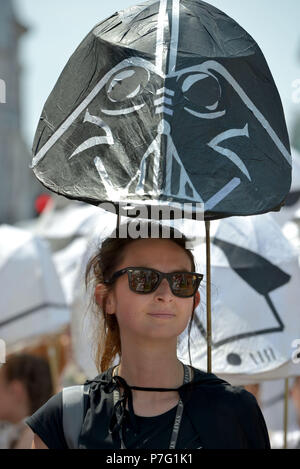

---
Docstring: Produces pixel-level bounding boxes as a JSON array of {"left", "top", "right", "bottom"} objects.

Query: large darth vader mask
[{"left": 32, "top": 0, "right": 292, "bottom": 219}]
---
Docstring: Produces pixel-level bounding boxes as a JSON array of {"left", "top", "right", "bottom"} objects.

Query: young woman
[{"left": 26, "top": 223, "right": 270, "bottom": 449}]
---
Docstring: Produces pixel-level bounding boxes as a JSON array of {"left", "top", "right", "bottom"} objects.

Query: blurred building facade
[{"left": 0, "top": 0, "right": 41, "bottom": 224}]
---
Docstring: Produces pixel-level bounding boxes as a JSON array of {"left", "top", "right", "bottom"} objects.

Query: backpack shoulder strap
[{"left": 62, "top": 384, "right": 90, "bottom": 449}]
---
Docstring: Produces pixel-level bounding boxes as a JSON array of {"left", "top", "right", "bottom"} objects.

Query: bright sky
[{"left": 13, "top": 0, "right": 300, "bottom": 150}]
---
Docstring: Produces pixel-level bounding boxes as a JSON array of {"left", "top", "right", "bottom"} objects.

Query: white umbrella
[
  {"left": 271, "top": 147, "right": 300, "bottom": 227},
  {"left": 53, "top": 237, "right": 89, "bottom": 306},
  {"left": 32, "top": 200, "right": 116, "bottom": 248},
  {"left": 0, "top": 225, "right": 69, "bottom": 351},
  {"left": 281, "top": 221, "right": 300, "bottom": 255},
  {"left": 32, "top": 201, "right": 117, "bottom": 306},
  {"left": 177, "top": 214, "right": 300, "bottom": 385},
  {"left": 70, "top": 272, "right": 99, "bottom": 379}
]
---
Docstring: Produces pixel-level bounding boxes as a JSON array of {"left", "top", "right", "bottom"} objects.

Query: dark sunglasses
[{"left": 104, "top": 267, "right": 203, "bottom": 298}]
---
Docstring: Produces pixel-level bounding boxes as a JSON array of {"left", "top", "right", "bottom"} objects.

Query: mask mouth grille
[{"left": 155, "top": 87, "right": 175, "bottom": 116}]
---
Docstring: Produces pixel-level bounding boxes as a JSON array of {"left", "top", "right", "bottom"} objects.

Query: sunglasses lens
[
  {"left": 130, "top": 269, "right": 159, "bottom": 293},
  {"left": 127, "top": 269, "right": 201, "bottom": 296},
  {"left": 171, "top": 273, "right": 199, "bottom": 297}
]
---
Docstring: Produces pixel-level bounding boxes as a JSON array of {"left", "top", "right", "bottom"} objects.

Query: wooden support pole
[
  {"left": 283, "top": 378, "right": 289, "bottom": 449},
  {"left": 205, "top": 220, "right": 212, "bottom": 373}
]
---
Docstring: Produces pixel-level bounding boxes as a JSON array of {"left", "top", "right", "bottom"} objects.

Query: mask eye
[
  {"left": 181, "top": 73, "right": 221, "bottom": 110},
  {"left": 106, "top": 67, "right": 150, "bottom": 103}
]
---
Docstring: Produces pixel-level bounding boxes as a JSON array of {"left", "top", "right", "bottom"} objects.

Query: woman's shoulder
[
  {"left": 191, "top": 365, "right": 234, "bottom": 389},
  {"left": 24, "top": 370, "right": 112, "bottom": 450},
  {"left": 187, "top": 367, "right": 270, "bottom": 448},
  {"left": 25, "top": 391, "right": 67, "bottom": 449},
  {"left": 26, "top": 391, "right": 63, "bottom": 424},
  {"left": 190, "top": 367, "right": 268, "bottom": 429},
  {"left": 190, "top": 366, "right": 257, "bottom": 405}
]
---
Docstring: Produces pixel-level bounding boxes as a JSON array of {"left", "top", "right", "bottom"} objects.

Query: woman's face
[{"left": 96, "top": 238, "right": 200, "bottom": 342}]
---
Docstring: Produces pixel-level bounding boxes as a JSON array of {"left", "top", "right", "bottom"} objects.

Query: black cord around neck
[{"left": 112, "top": 365, "right": 185, "bottom": 392}]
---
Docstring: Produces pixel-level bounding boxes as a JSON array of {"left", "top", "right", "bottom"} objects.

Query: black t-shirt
[
  {"left": 26, "top": 392, "right": 200, "bottom": 449},
  {"left": 26, "top": 392, "right": 68, "bottom": 449},
  {"left": 26, "top": 366, "right": 271, "bottom": 449}
]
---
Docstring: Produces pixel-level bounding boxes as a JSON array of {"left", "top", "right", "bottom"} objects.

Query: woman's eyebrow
[
  {"left": 169, "top": 268, "right": 191, "bottom": 273},
  {"left": 131, "top": 266, "right": 192, "bottom": 272}
]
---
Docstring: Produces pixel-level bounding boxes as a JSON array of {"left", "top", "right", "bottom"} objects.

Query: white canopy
[
  {"left": 178, "top": 214, "right": 300, "bottom": 384},
  {"left": 0, "top": 225, "right": 70, "bottom": 351},
  {"left": 271, "top": 147, "right": 300, "bottom": 227}
]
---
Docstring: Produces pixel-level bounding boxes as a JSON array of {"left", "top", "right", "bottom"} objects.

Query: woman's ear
[
  {"left": 193, "top": 291, "right": 200, "bottom": 311},
  {"left": 95, "top": 283, "right": 106, "bottom": 307},
  {"left": 95, "top": 283, "right": 115, "bottom": 315}
]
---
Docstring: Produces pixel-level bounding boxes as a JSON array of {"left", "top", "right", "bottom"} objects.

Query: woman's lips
[{"left": 148, "top": 312, "right": 175, "bottom": 318}]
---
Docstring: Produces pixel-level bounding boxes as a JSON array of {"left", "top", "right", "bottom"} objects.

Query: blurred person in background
[
  {"left": 0, "top": 354, "right": 53, "bottom": 449},
  {"left": 244, "top": 384, "right": 261, "bottom": 407},
  {"left": 265, "top": 376, "right": 300, "bottom": 449}
]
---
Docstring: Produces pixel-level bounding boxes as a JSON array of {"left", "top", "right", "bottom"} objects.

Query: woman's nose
[{"left": 154, "top": 278, "right": 174, "bottom": 300}]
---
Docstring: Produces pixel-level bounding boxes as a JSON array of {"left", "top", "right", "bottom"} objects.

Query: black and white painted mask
[
  {"left": 177, "top": 214, "right": 300, "bottom": 383},
  {"left": 32, "top": 0, "right": 292, "bottom": 219}
]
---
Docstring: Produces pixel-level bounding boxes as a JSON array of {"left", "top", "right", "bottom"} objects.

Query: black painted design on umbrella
[
  {"left": 226, "top": 353, "right": 242, "bottom": 366},
  {"left": 249, "top": 348, "right": 276, "bottom": 366},
  {"left": 195, "top": 238, "right": 290, "bottom": 349},
  {"left": 30, "top": 0, "right": 292, "bottom": 219}
]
